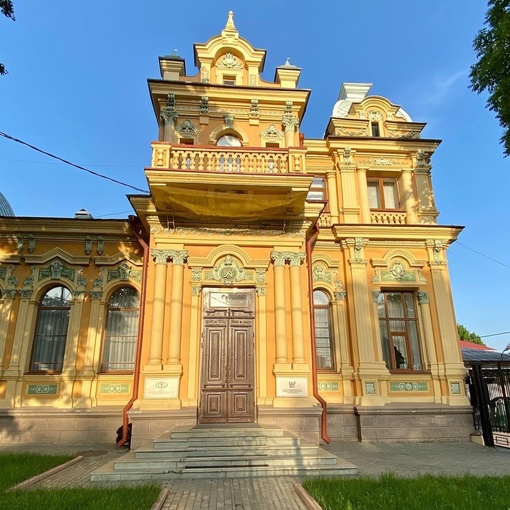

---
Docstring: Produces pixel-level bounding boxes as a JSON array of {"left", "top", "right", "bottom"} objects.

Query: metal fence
[{"left": 467, "top": 362, "right": 510, "bottom": 448}]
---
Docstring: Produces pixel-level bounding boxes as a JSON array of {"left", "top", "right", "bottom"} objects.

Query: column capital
[
  {"left": 151, "top": 249, "right": 170, "bottom": 265},
  {"left": 271, "top": 251, "right": 287, "bottom": 267},
  {"left": 371, "top": 290, "right": 381, "bottom": 302},
  {"left": 287, "top": 252, "right": 305, "bottom": 267},
  {"left": 417, "top": 290, "right": 430, "bottom": 305},
  {"left": 169, "top": 250, "right": 188, "bottom": 266},
  {"left": 334, "top": 291, "right": 347, "bottom": 301}
]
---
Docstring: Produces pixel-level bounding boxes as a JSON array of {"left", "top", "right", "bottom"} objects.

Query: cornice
[{"left": 332, "top": 224, "right": 464, "bottom": 242}]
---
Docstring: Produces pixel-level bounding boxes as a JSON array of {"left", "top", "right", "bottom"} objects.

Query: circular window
[{"left": 216, "top": 135, "right": 242, "bottom": 147}]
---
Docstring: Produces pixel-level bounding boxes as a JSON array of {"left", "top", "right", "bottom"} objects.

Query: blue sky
[{"left": 1, "top": 1, "right": 509, "bottom": 349}]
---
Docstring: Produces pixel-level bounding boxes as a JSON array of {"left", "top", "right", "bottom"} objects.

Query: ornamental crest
[
  {"left": 381, "top": 261, "right": 416, "bottom": 282},
  {"left": 39, "top": 260, "right": 75, "bottom": 282},
  {"left": 176, "top": 119, "right": 198, "bottom": 135},
  {"left": 312, "top": 263, "right": 331, "bottom": 283},
  {"left": 107, "top": 262, "right": 142, "bottom": 283},
  {"left": 260, "top": 124, "right": 283, "bottom": 139},
  {"left": 205, "top": 255, "right": 252, "bottom": 285},
  {"left": 218, "top": 52, "right": 243, "bottom": 69}
]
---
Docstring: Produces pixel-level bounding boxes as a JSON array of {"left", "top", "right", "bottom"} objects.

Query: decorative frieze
[
  {"left": 318, "top": 381, "right": 339, "bottom": 391},
  {"left": 27, "top": 384, "right": 58, "bottom": 395},
  {"left": 107, "top": 262, "right": 141, "bottom": 283},
  {"left": 39, "top": 260, "right": 75, "bottom": 282},
  {"left": 390, "top": 382, "right": 428, "bottom": 392},
  {"left": 99, "top": 383, "right": 130, "bottom": 394}
]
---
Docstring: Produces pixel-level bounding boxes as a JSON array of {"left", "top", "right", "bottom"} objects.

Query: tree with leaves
[
  {"left": 0, "top": 0, "right": 15, "bottom": 75},
  {"left": 470, "top": 0, "right": 510, "bottom": 157},
  {"left": 458, "top": 323, "right": 485, "bottom": 346}
]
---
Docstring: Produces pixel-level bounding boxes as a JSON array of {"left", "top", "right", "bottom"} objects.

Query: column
[
  {"left": 332, "top": 291, "right": 354, "bottom": 399},
  {"left": 147, "top": 249, "right": 169, "bottom": 368},
  {"left": 166, "top": 250, "right": 188, "bottom": 367},
  {"left": 326, "top": 170, "right": 339, "bottom": 224},
  {"left": 271, "top": 251, "right": 288, "bottom": 365},
  {"left": 357, "top": 167, "right": 371, "bottom": 223},
  {"left": 288, "top": 252, "right": 306, "bottom": 367},
  {"left": 0, "top": 291, "right": 16, "bottom": 372},
  {"left": 401, "top": 169, "right": 418, "bottom": 223},
  {"left": 370, "top": 291, "right": 386, "bottom": 365},
  {"left": 282, "top": 102, "right": 298, "bottom": 148},
  {"left": 416, "top": 291, "right": 438, "bottom": 368},
  {"left": 186, "top": 284, "right": 201, "bottom": 406}
]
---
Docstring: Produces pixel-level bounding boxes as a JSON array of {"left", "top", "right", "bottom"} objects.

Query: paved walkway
[{"left": 3, "top": 441, "right": 510, "bottom": 508}]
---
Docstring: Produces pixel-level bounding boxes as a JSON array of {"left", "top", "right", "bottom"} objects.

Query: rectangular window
[
  {"left": 313, "top": 290, "right": 335, "bottom": 370},
  {"left": 371, "top": 122, "right": 380, "bottom": 137},
  {"left": 367, "top": 178, "right": 399, "bottom": 209},
  {"left": 377, "top": 291, "right": 423, "bottom": 371},
  {"left": 223, "top": 75, "right": 236, "bottom": 85}
]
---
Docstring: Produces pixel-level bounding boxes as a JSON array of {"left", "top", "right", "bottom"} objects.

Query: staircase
[{"left": 91, "top": 425, "right": 358, "bottom": 481}]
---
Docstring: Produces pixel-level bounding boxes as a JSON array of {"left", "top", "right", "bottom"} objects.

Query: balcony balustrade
[
  {"left": 151, "top": 142, "right": 306, "bottom": 174},
  {"left": 370, "top": 211, "right": 407, "bottom": 224}
]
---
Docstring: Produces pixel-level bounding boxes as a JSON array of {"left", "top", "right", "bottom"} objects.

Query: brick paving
[{"left": 3, "top": 440, "right": 510, "bottom": 508}]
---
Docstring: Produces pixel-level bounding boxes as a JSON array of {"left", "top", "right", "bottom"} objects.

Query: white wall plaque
[
  {"left": 144, "top": 377, "right": 179, "bottom": 399},
  {"left": 276, "top": 376, "right": 308, "bottom": 397}
]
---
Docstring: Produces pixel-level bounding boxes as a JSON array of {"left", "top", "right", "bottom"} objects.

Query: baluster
[
  {"left": 227, "top": 154, "right": 233, "bottom": 172},
  {"left": 248, "top": 153, "right": 254, "bottom": 173},
  {"left": 198, "top": 152, "right": 204, "bottom": 171},
  {"left": 219, "top": 154, "right": 225, "bottom": 172},
  {"left": 236, "top": 155, "right": 241, "bottom": 172},
  {"left": 268, "top": 156, "right": 274, "bottom": 173}
]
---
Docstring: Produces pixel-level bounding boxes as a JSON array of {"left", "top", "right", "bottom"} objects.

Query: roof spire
[{"left": 225, "top": 10, "right": 237, "bottom": 31}]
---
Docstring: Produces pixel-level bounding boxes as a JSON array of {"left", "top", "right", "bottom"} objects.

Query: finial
[
  {"left": 171, "top": 49, "right": 179, "bottom": 56},
  {"left": 225, "top": 10, "right": 236, "bottom": 31},
  {"left": 285, "top": 57, "right": 291, "bottom": 66}
]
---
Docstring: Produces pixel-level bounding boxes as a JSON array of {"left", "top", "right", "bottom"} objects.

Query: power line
[
  {"left": 448, "top": 251, "right": 510, "bottom": 282},
  {"left": 0, "top": 131, "right": 149, "bottom": 194},
  {"left": 480, "top": 331, "right": 510, "bottom": 338},
  {"left": 456, "top": 241, "right": 510, "bottom": 270},
  {"left": 0, "top": 157, "right": 142, "bottom": 167}
]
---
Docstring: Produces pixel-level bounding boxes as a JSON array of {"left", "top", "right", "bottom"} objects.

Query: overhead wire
[{"left": 0, "top": 131, "right": 149, "bottom": 194}]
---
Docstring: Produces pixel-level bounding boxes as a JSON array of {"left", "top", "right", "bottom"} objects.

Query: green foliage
[
  {"left": 0, "top": 0, "right": 14, "bottom": 75},
  {"left": 0, "top": 453, "right": 160, "bottom": 509},
  {"left": 470, "top": 0, "right": 510, "bottom": 156},
  {"left": 457, "top": 323, "right": 485, "bottom": 345},
  {"left": 304, "top": 474, "right": 510, "bottom": 510},
  {"left": 0, "top": 453, "right": 72, "bottom": 491}
]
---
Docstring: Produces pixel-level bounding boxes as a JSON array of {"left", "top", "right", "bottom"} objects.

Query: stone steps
[{"left": 90, "top": 424, "right": 358, "bottom": 481}]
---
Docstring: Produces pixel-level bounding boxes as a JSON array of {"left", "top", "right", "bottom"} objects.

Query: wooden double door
[{"left": 199, "top": 288, "right": 255, "bottom": 423}]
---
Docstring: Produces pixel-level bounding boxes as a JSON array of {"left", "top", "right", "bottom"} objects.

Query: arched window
[
  {"left": 101, "top": 287, "right": 140, "bottom": 372},
  {"left": 30, "top": 286, "right": 71, "bottom": 372},
  {"left": 216, "top": 135, "right": 242, "bottom": 147},
  {"left": 313, "top": 290, "right": 335, "bottom": 370}
]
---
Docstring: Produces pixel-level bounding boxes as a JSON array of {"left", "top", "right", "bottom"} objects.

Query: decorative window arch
[
  {"left": 100, "top": 286, "right": 140, "bottom": 372},
  {"left": 30, "top": 285, "right": 71, "bottom": 373},
  {"left": 313, "top": 289, "right": 335, "bottom": 370}
]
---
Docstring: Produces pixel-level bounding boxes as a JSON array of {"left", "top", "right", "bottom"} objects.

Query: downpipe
[
  {"left": 306, "top": 223, "right": 331, "bottom": 444},
  {"left": 117, "top": 216, "right": 149, "bottom": 448}
]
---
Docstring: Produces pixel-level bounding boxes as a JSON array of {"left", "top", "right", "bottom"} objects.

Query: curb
[
  {"left": 8, "top": 456, "right": 84, "bottom": 491},
  {"left": 294, "top": 483, "right": 323, "bottom": 510},
  {"left": 151, "top": 487, "right": 169, "bottom": 510}
]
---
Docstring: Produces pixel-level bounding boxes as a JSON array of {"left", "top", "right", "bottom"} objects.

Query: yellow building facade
[{"left": 0, "top": 13, "right": 473, "bottom": 447}]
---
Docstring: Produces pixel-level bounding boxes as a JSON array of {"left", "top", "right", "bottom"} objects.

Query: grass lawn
[
  {"left": 303, "top": 474, "right": 510, "bottom": 510},
  {"left": 0, "top": 453, "right": 161, "bottom": 510}
]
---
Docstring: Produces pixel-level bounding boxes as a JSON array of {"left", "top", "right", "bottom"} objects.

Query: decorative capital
[
  {"left": 417, "top": 291, "right": 430, "bottom": 305},
  {"left": 151, "top": 249, "right": 170, "bottom": 265},
  {"left": 191, "top": 267, "right": 202, "bottom": 282},
  {"left": 169, "top": 250, "right": 188, "bottom": 266},
  {"left": 288, "top": 252, "right": 305, "bottom": 267},
  {"left": 19, "top": 289, "right": 33, "bottom": 299},
  {"left": 334, "top": 291, "right": 347, "bottom": 301},
  {"left": 4, "top": 289, "right": 17, "bottom": 299},
  {"left": 90, "top": 290, "right": 103, "bottom": 300},
  {"left": 191, "top": 285, "right": 202, "bottom": 297},
  {"left": 256, "top": 285, "right": 266, "bottom": 296},
  {"left": 161, "top": 93, "right": 178, "bottom": 125},
  {"left": 271, "top": 251, "right": 287, "bottom": 267},
  {"left": 371, "top": 290, "right": 381, "bottom": 302}
]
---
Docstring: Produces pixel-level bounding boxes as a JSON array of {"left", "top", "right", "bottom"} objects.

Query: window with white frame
[
  {"left": 367, "top": 178, "right": 399, "bottom": 209},
  {"left": 30, "top": 285, "right": 71, "bottom": 372},
  {"left": 101, "top": 287, "right": 140, "bottom": 372},
  {"left": 377, "top": 291, "right": 423, "bottom": 371},
  {"left": 313, "top": 290, "right": 335, "bottom": 370}
]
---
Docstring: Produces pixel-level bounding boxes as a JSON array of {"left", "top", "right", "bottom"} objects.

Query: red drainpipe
[
  {"left": 306, "top": 223, "right": 330, "bottom": 444},
  {"left": 117, "top": 216, "right": 149, "bottom": 448}
]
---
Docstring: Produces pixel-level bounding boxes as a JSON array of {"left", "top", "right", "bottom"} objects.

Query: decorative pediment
[
  {"left": 204, "top": 255, "right": 252, "bottom": 285},
  {"left": 176, "top": 119, "right": 199, "bottom": 135},
  {"left": 371, "top": 254, "right": 427, "bottom": 284},
  {"left": 106, "top": 262, "right": 142, "bottom": 283},
  {"left": 24, "top": 247, "right": 90, "bottom": 266}
]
